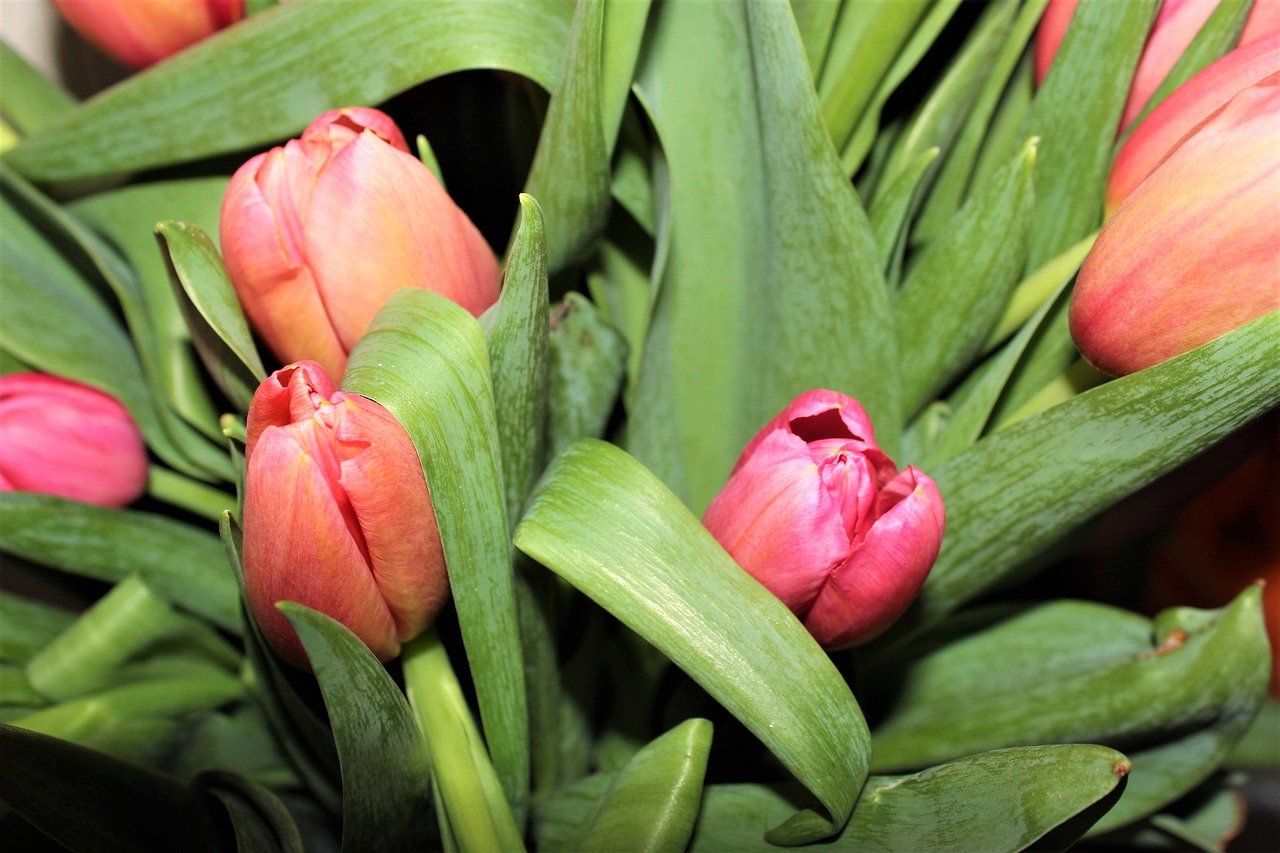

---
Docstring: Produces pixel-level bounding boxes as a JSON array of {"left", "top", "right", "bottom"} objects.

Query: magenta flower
[
  {"left": 0, "top": 373, "right": 148, "bottom": 508},
  {"left": 242, "top": 361, "right": 448, "bottom": 669},
  {"left": 704, "top": 390, "right": 946, "bottom": 650}
]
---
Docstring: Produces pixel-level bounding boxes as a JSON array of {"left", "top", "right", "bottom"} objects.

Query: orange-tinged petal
[{"left": 52, "top": 0, "right": 244, "bottom": 69}]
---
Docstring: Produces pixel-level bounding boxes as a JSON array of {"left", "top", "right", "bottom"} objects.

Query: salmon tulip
[
  {"left": 220, "top": 107, "right": 501, "bottom": 379},
  {"left": 1070, "top": 72, "right": 1280, "bottom": 376},
  {"left": 0, "top": 373, "right": 148, "bottom": 507},
  {"left": 242, "top": 361, "right": 448, "bottom": 669},
  {"left": 52, "top": 0, "right": 244, "bottom": 69},
  {"left": 703, "top": 390, "right": 946, "bottom": 650}
]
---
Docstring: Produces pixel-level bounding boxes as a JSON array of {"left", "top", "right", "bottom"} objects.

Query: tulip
[
  {"left": 221, "top": 107, "right": 501, "bottom": 379},
  {"left": 1107, "top": 34, "right": 1280, "bottom": 212},
  {"left": 242, "top": 361, "right": 448, "bottom": 669},
  {"left": 52, "top": 0, "right": 244, "bottom": 69},
  {"left": 1070, "top": 72, "right": 1280, "bottom": 377},
  {"left": 0, "top": 373, "right": 148, "bottom": 507},
  {"left": 703, "top": 390, "right": 946, "bottom": 650},
  {"left": 1034, "top": 0, "right": 1279, "bottom": 135}
]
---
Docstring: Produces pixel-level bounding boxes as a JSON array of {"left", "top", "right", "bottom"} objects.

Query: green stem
[
  {"left": 401, "top": 629, "right": 526, "bottom": 853},
  {"left": 147, "top": 466, "right": 233, "bottom": 522},
  {"left": 983, "top": 230, "right": 1098, "bottom": 353}
]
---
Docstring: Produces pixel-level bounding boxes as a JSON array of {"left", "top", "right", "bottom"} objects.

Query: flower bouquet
[{"left": 1, "top": 0, "right": 1278, "bottom": 850}]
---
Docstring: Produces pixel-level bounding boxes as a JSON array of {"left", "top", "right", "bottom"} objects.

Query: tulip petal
[
  {"left": 735, "top": 389, "right": 878, "bottom": 475},
  {"left": 704, "top": 429, "right": 852, "bottom": 614},
  {"left": 243, "top": 424, "right": 399, "bottom": 669},
  {"left": 52, "top": 0, "right": 241, "bottom": 69},
  {"left": 805, "top": 468, "right": 946, "bottom": 649},
  {"left": 245, "top": 361, "right": 338, "bottom": 458}
]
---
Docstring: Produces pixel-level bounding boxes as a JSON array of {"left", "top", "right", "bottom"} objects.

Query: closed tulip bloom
[
  {"left": 243, "top": 361, "right": 448, "bottom": 669},
  {"left": 1107, "top": 35, "right": 1280, "bottom": 213},
  {"left": 703, "top": 390, "right": 946, "bottom": 650},
  {"left": 221, "top": 107, "right": 501, "bottom": 379},
  {"left": 52, "top": 0, "right": 244, "bottom": 69},
  {"left": 0, "top": 373, "right": 148, "bottom": 507},
  {"left": 1070, "top": 72, "right": 1280, "bottom": 377}
]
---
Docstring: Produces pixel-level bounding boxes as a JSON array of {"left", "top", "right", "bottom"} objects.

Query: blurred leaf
[
  {"left": 1226, "top": 698, "right": 1280, "bottom": 768},
  {"left": 524, "top": 0, "right": 610, "bottom": 269},
  {"left": 487, "top": 195, "right": 550, "bottom": 528},
  {"left": 0, "top": 493, "right": 240, "bottom": 633},
  {"left": 1022, "top": 0, "right": 1158, "bottom": 269},
  {"left": 547, "top": 293, "right": 628, "bottom": 460},
  {"left": 3, "top": 0, "right": 574, "bottom": 181},
  {"left": 281, "top": 604, "right": 433, "bottom": 853},
  {"left": 199, "top": 770, "right": 306, "bottom": 853},
  {"left": 0, "top": 44, "right": 74, "bottom": 137},
  {"left": 568, "top": 718, "right": 711, "bottom": 853},
  {"left": 791, "top": 0, "right": 841, "bottom": 73},
  {"left": 0, "top": 592, "right": 75, "bottom": 663},
  {"left": 895, "top": 138, "right": 1036, "bottom": 415},
  {"left": 0, "top": 665, "right": 43, "bottom": 708},
  {"left": 870, "top": 591, "right": 1270, "bottom": 834},
  {"left": 633, "top": 0, "right": 898, "bottom": 511},
  {"left": 345, "top": 290, "right": 528, "bottom": 824},
  {"left": 515, "top": 440, "right": 870, "bottom": 845},
  {"left": 1104, "top": 777, "right": 1247, "bottom": 851},
  {"left": 879, "top": 310, "right": 1280, "bottom": 638},
  {"left": 0, "top": 723, "right": 221, "bottom": 853}
]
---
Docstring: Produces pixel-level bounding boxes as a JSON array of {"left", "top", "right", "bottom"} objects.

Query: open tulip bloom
[{"left": 2, "top": 1, "right": 1279, "bottom": 851}]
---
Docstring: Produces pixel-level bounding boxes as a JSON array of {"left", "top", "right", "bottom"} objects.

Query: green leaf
[
  {"left": 0, "top": 494, "right": 240, "bottom": 633},
  {"left": 894, "top": 138, "right": 1037, "bottom": 415},
  {"left": 0, "top": 723, "right": 222, "bottom": 853},
  {"left": 1227, "top": 698, "right": 1280, "bottom": 769},
  {"left": 869, "top": 591, "right": 1270, "bottom": 834},
  {"left": 868, "top": 146, "right": 939, "bottom": 280},
  {"left": 0, "top": 43, "right": 75, "bottom": 137},
  {"left": 3, "top": 0, "right": 574, "bottom": 181},
  {"left": 524, "top": 0, "right": 610, "bottom": 270},
  {"left": 515, "top": 440, "right": 870, "bottom": 845},
  {"left": 157, "top": 220, "right": 267, "bottom": 412},
  {"left": 547, "top": 292, "right": 628, "bottom": 461},
  {"left": 199, "top": 770, "right": 306, "bottom": 853},
  {"left": 345, "top": 290, "right": 528, "bottom": 825},
  {"left": 281, "top": 603, "right": 434, "bottom": 853},
  {"left": 1022, "top": 0, "right": 1158, "bottom": 269},
  {"left": 0, "top": 592, "right": 75, "bottom": 664},
  {"left": 600, "top": 0, "right": 652, "bottom": 151},
  {"left": 569, "top": 718, "right": 711, "bottom": 853},
  {"left": 487, "top": 195, "right": 550, "bottom": 528},
  {"left": 880, "top": 310, "right": 1280, "bottom": 638},
  {"left": 633, "top": 0, "right": 898, "bottom": 511}
]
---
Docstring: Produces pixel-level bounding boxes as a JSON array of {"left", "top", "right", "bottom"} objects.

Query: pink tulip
[
  {"left": 703, "top": 390, "right": 946, "bottom": 650},
  {"left": 1070, "top": 72, "right": 1280, "bottom": 377},
  {"left": 242, "top": 361, "right": 448, "bottom": 669},
  {"left": 52, "top": 0, "right": 244, "bottom": 69},
  {"left": 0, "top": 373, "right": 148, "bottom": 507},
  {"left": 1035, "top": 0, "right": 1279, "bottom": 135},
  {"left": 221, "top": 107, "right": 501, "bottom": 379},
  {"left": 1107, "top": 34, "right": 1280, "bottom": 213}
]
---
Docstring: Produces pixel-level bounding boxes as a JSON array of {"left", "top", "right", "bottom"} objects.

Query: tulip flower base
[{"left": 2, "top": 1, "right": 1278, "bottom": 851}]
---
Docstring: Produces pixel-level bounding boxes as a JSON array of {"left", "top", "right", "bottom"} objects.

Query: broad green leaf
[
  {"left": 524, "top": 0, "right": 610, "bottom": 270},
  {"left": 868, "top": 146, "right": 938, "bottom": 279},
  {"left": 879, "top": 310, "right": 1280, "bottom": 639},
  {"left": 869, "top": 591, "right": 1270, "bottom": 834},
  {"left": 0, "top": 494, "right": 240, "bottom": 633},
  {"left": 0, "top": 723, "right": 222, "bottom": 853},
  {"left": 25, "top": 575, "right": 238, "bottom": 702},
  {"left": 1022, "top": 0, "right": 1158, "bottom": 269},
  {"left": 199, "top": 770, "right": 306, "bottom": 853},
  {"left": 515, "top": 440, "right": 870, "bottom": 846},
  {"left": 546, "top": 292, "right": 628, "bottom": 461},
  {"left": 487, "top": 195, "right": 550, "bottom": 528},
  {"left": 0, "top": 592, "right": 75, "bottom": 663},
  {"left": 345, "top": 290, "right": 528, "bottom": 824},
  {"left": 157, "top": 219, "right": 268, "bottom": 412},
  {"left": 0, "top": 43, "right": 75, "bottom": 136},
  {"left": 968, "top": 54, "right": 1034, "bottom": 198},
  {"left": 172, "top": 708, "right": 296, "bottom": 787},
  {"left": 1227, "top": 698, "right": 1280, "bottom": 769},
  {"left": 569, "top": 718, "right": 711, "bottom": 853},
  {"left": 3, "top": 0, "right": 574, "bottom": 181},
  {"left": 895, "top": 138, "right": 1036, "bottom": 415},
  {"left": 633, "top": 0, "right": 897, "bottom": 512},
  {"left": 791, "top": 0, "right": 841, "bottom": 74},
  {"left": 70, "top": 178, "right": 230, "bottom": 433},
  {"left": 600, "top": 0, "right": 653, "bottom": 149},
  {"left": 281, "top": 604, "right": 434, "bottom": 853}
]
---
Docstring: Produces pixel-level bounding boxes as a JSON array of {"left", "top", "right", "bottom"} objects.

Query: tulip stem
[
  {"left": 146, "top": 466, "right": 234, "bottom": 522},
  {"left": 983, "top": 230, "right": 1099, "bottom": 353},
  {"left": 402, "top": 628, "right": 526, "bottom": 853}
]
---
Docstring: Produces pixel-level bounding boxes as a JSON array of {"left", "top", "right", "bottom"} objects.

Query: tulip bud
[
  {"left": 703, "top": 390, "right": 946, "bottom": 650},
  {"left": 1070, "top": 72, "right": 1280, "bottom": 376},
  {"left": 221, "top": 107, "right": 501, "bottom": 379},
  {"left": 1107, "top": 35, "right": 1280, "bottom": 212},
  {"left": 1035, "top": 0, "right": 1279, "bottom": 135},
  {"left": 0, "top": 373, "right": 148, "bottom": 507},
  {"left": 51, "top": 0, "right": 244, "bottom": 69},
  {"left": 242, "top": 361, "right": 448, "bottom": 669}
]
